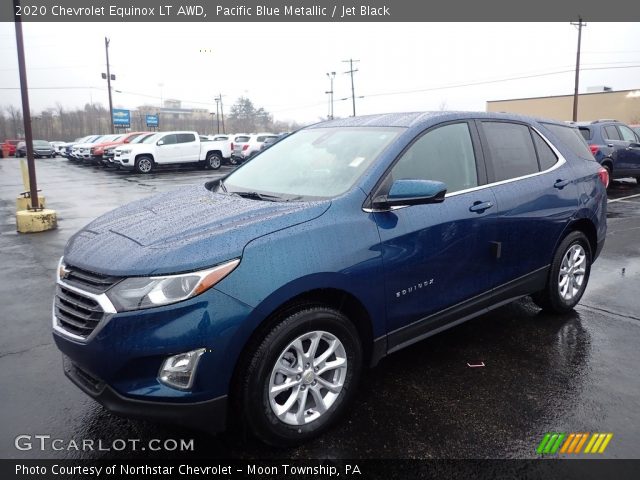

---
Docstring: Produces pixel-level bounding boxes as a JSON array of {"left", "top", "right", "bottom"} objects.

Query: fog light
[{"left": 158, "top": 348, "right": 206, "bottom": 390}]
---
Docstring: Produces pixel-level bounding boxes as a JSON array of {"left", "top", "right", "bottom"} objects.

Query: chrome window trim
[{"left": 363, "top": 125, "right": 566, "bottom": 212}]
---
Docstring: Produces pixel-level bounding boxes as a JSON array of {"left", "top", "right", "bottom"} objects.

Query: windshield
[
  {"left": 223, "top": 127, "right": 402, "bottom": 200},
  {"left": 33, "top": 140, "right": 50, "bottom": 147},
  {"left": 142, "top": 133, "right": 161, "bottom": 144},
  {"left": 132, "top": 133, "right": 154, "bottom": 144}
]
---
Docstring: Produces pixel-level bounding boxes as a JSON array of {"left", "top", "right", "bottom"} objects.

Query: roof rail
[{"left": 591, "top": 119, "right": 619, "bottom": 123}]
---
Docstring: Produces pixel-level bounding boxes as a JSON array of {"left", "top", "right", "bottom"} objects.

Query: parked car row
[{"left": 58, "top": 130, "right": 282, "bottom": 173}]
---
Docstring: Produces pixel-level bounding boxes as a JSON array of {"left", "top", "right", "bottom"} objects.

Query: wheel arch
[
  {"left": 134, "top": 152, "right": 154, "bottom": 163},
  {"left": 227, "top": 286, "right": 376, "bottom": 423},
  {"left": 556, "top": 217, "right": 598, "bottom": 261}
]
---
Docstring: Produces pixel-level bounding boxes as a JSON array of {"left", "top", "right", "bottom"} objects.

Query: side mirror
[
  {"left": 157, "top": 140, "right": 164, "bottom": 146},
  {"left": 373, "top": 179, "right": 447, "bottom": 209}
]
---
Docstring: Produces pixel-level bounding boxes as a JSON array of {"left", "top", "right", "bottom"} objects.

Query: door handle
[
  {"left": 607, "top": 144, "right": 614, "bottom": 148},
  {"left": 554, "top": 179, "right": 570, "bottom": 189},
  {"left": 469, "top": 201, "right": 494, "bottom": 213}
]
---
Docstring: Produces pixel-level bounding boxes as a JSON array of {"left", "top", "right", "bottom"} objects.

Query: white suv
[{"left": 230, "top": 133, "right": 279, "bottom": 163}]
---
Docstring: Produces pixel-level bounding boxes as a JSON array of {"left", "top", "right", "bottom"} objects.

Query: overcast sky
[{"left": 0, "top": 22, "right": 639, "bottom": 123}]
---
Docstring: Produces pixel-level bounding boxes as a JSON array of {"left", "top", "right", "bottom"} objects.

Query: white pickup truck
[{"left": 113, "top": 131, "right": 232, "bottom": 173}]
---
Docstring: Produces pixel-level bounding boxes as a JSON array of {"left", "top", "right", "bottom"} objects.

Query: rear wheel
[
  {"left": 532, "top": 231, "right": 591, "bottom": 313},
  {"left": 238, "top": 307, "right": 362, "bottom": 446},
  {"left": 135, "top": 156, "right": 154, "bottom": 174}
]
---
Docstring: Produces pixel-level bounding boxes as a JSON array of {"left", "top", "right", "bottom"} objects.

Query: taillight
[
  {"left": 598, "top": 166, "right": 609, "bottom": 188},
  {"left": 589, "top": 145, "right": 599, "bottom": 156},
  {"left": 242, "top": 144, "right": 249, "bottom": 151}
]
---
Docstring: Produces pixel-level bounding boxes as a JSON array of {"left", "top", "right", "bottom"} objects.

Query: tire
[
  {"left": 602, "top": 163, "right": 612, "bottom": 188},
  {"left": 238, "top": 306, "right": 362, "bottom": 446},
  {"left": 206, "top": 152, "right": 222, "bottom": 170},
  {"left": 134, "top": 155, "right": 154, "bottom": 174},
  {"left": 532, "top": 231, "right": 592, "bottom": 314},
  {"left": 230, "top": 156, "right": 238, "bottom": 166}
]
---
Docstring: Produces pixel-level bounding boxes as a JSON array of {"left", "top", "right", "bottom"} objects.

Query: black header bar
[{"left": 2, "top": 0, "right": 638, "bottom": 22}]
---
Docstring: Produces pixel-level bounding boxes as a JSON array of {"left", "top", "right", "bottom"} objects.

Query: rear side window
[
  {"left": 481, "top": 122, "right": 539, "bottom": 182},
  {"left": 390, "top": 122, "right": 478, "bottom": 194},
  {"left": 532, "top": 131, "right": 558, "bottom": 170},
  {"left": 177, "top": 133, "right": 196, "bottom": 143},
  {"left": 578, "top": 127, "right": 591, "bottom": 141},
  {"left": 603, "top": 125, "right": 621, "bottom": 141},
  {"left": 542, "top": 123, "right": 594, "bottom": 161}
]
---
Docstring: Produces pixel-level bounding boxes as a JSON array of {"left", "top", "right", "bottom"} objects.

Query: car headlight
[
  {"left": 106, "top": 259, "right": 240, "bottom": 312},
  {"left": 119, "top": 149, "right": 131, "bottom": 154}
]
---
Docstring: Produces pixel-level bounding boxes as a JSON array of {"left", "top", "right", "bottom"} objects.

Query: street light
[{"left": 326, "top": 72, "right": 336, "bottom": 120}]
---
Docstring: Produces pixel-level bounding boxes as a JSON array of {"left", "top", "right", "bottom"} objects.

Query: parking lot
[{"left": 1, "top": 156, "right": 639, "bottom": 459}]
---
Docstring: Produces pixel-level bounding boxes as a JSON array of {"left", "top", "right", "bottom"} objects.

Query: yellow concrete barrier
[{"left": 16, "top": 209, "right": 57, "bottom": 233}]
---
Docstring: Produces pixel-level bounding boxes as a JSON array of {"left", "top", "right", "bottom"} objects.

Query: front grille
[
  {"left": 62, "top": 264, "right": 121, "bottom": 294},
  {"left": 55, "top": 285, "right": 104, "bottom": 338}
]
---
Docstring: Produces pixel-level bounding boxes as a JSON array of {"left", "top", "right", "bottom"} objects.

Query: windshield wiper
[{"left": 231, "top": 191, "right": 282, "bottom": 202}]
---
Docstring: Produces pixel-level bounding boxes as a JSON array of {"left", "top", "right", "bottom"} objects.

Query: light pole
[
  {"left": 325, "top": 72, "right": 336, "bottom": 120},
  {"left": 214, "top": 97, "right": 220, "bottom": 134}
]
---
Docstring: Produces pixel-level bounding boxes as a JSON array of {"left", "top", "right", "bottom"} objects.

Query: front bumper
[
  {"left": 53, "top": 282, "right": 253, "bottom": 432},
  {"left": 63, "top": 356, "right": 228, "bottom": 433}
]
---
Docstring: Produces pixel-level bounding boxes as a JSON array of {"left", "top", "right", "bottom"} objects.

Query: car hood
[{"left": 64, "top": 184, "right": 330, "bottom": 276}]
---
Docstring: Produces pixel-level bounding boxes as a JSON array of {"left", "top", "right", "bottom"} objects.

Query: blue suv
[
  {"left": 53, "top": 112, "right": 607, "bottom": 446},
  {"left": 576, "top": 119, "right": 640, "bottom": 183}
]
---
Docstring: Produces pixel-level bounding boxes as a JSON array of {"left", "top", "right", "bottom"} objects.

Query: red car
[
  {"left": 90, "top": 132, "right": 152, "bottom": 166},
  {"left": 1, "top": 139, "right": 23, "bottom": 158}
]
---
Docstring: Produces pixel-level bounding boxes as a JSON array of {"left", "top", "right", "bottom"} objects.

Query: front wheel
[
  {"left": 239, "top": 307, "right": 362, "bottom": 446},
  {"left": 134, "top": 156, "right": 154, "bottom": 174},
  {"left": 206, "top": 152, "right": 222, "bottom": 170},
  {"left": 532, "top": 231, "right": 591, "bottom": 313}
]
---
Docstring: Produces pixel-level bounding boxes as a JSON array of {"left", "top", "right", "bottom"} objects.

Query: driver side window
[{"left": 390, "top": 122, "right": 478, "bottom": 194}]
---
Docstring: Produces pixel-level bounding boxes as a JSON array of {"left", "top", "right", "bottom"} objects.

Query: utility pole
[
  {"left": 325, "top": 72, "right": 336, "bottom": 120},
  {"left": 103, "top": 37, "right": 115, "bottom": 133},
  {"left": 13, "top": 0, "right": 38, "bottom": 209},
  {"left": 214, "top": 97, "right": 220, "bottom": 133},
  {"left": 342, "top": 59, "right": 359, "bottom": 117},
  {"left": 216, "top": 93, "right": 225, "bottom": 133},
  {"left": 570, "top": 18, "right": 586, "bottom": 122}
]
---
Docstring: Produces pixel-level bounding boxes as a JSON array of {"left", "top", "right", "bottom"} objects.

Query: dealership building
[{"left": 486, "top": 87, "right": 640, "bottom": 124}]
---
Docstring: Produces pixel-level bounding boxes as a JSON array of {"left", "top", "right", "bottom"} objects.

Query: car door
[
  {"left": 177, "top": 133, "right": 200, "bottom": 162},
  {"left": 155, "top": 134, "right": 179, "bottom": 164},
  {"left": 614, "top": 124, "right": 640, "bottom": 176},
  {"left": 372, "top": 121, "right": 498, "bottom": 348},
  {"left": 477, "top": 120, "right": 580, "bottom": 289}
]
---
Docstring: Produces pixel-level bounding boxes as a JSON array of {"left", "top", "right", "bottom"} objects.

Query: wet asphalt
[{"left": 0, "top": 157, "right": 639, "bottom": 460}]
